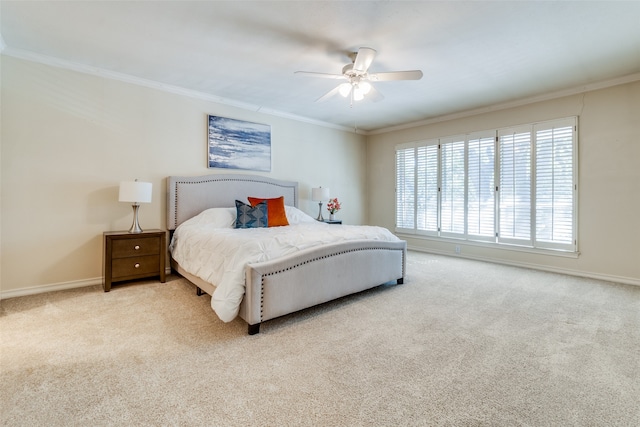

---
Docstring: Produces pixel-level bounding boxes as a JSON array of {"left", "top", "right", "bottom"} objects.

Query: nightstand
[
  {"left": 322, "top": 219, "right": 342, "bottom": 224},
  {"left": 103, "top": 229, "right": 166, "bottom": 292}
]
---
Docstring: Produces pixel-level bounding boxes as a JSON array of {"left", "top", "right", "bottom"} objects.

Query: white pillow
[
  {"left": 285, "top": 206, "right": 316, "bottom": 224},
  {"left": 194, "top": 207, "right": 236, "bottom": 228}
]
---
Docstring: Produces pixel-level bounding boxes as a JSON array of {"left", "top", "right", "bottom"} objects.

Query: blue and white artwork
[{"left": 208, "top": 115, "right": 271, "bottom": 171}]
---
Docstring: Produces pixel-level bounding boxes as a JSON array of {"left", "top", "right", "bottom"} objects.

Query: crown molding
[
  {"left": 369, "top": 72, "right": 640, "bottom": 135},
  {"left": 1, "top": 46, "right": 355, "bottom": 133}
]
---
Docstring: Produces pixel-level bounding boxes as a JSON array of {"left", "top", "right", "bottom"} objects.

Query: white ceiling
[{"left": 2, "top": 1, "right": 640, "bottom": 133}]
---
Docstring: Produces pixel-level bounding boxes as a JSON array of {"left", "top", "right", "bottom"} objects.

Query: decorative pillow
[
  {"left": 234, "top": 200, "right": 268, "bottom": 229},
  {"left": 284, "top": 205, "right": 317, "bottom": 224},
  {"left": 247, "top": 196, "right": 289, "bottom": 227}
]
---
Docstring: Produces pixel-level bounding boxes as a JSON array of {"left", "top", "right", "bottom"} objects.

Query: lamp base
[
  {"left": 128, "top": 203, "right": 144, "bottom": 233},
  {"left": 316, "top": 202, "right": 325, "bottom": 221}
]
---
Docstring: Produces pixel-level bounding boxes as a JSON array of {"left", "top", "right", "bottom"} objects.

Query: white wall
[
  {"left": 0, "top": 56, "right": 366, "bottom": 296},
  {"left": 367, "top": 81, "right": 640, "bottom": 284}
]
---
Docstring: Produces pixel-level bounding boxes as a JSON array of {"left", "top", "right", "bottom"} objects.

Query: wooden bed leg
[
  {"left": 196, "top": 287, "right": 203, "bottom": 296},
  {"left": 248, "top": 323, "right": 260, "bottom": 335},
  {"left": 397, "top": 278, "right": 404, "bottom": 285}
]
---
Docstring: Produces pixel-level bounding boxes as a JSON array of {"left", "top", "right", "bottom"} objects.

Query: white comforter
[{"left": 169, "top": 207, "right": 401, "bottom": 322}]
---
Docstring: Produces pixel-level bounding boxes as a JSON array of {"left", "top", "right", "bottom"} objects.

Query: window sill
[{"left": 395, "top": 232, "right": 580, "bottom": 259}]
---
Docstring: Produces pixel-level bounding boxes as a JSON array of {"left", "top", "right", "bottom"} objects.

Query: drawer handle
[
  {"left": 134, "top": 263, "right": 140, "bottom": 268},
  {"left": 134, "top": 245, "right": 140, "bottom": 250}
]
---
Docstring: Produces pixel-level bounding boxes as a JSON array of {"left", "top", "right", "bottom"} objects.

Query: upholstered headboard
[{"left": 167, "top": 174, "right": 298, "bottom": 230}]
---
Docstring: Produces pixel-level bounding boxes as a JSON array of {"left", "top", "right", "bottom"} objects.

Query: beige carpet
[{"left": 1, "top": 251, "right": 639, "bottom": 426}]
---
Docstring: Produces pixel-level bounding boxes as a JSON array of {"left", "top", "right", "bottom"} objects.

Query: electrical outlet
[{"left": 455, "top": 245, "right": 461, "bottom": 254}]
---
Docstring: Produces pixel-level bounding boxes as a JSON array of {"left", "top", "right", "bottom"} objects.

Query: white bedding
[{"left": 169, "top": 206, "right": 402, "bottom": 322}]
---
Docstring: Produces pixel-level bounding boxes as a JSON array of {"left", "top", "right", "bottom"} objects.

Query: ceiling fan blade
[
  {"left": 315, "top": 86, "right": 342, "bottom": 103},
  {"left": 295, "top": 71, "right": 346, "bottom": 80},
  {"left": 352, "top": 47, "right": 377, "bottom": 73},
  {"left": 368, "top": 70, "right": 423, "bottom": 81}
]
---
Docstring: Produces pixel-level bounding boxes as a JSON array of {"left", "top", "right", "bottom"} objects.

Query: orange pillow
[{"left": 248, "top": 196, "right": 289, "bottom": 227}]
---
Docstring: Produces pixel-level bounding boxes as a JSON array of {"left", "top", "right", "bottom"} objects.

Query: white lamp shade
[
  {"left": 119, "top": 181, "right": 152, "bottom": 203},
  {"left": 338, "top": 83, "right": 352, "bottom": 98},
  {"left": 359, "top": 81, "right": 372, "bottom": 95},
  {"left": 311, "top": 187, "right": 330, "bottom": 201}
]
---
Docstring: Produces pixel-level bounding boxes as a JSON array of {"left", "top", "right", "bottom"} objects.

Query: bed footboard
[{"left": 239, "top": 240, "right": 406, "bottom": 329}]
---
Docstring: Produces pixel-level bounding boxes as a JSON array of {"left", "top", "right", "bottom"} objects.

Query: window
[
  {"left": 395, "top": 117, "right": 577, "bottom": 253},
  {"left": 534, "top": 122, "right": 575, "bottom": 250},
  {"left": 498, "top": 127, "right": 532, "bottom": 245},
  {"left": 416, "top": 144, "right": 439, "bottom": 234},
  {"left": 395, "top": 146, "right": 415, "bottom": 229},
  {"left": 467, "top": 133, "right": 496, "bottom": 241},
  {"left": 440, "top": 137, "right": 465, "bottom": 236}
]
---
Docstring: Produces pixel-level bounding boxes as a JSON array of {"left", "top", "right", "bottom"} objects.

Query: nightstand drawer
[
  {"left": 111, "top": 255, "right": 160, "bottom": 279},
  {"left": 103, "top": 229, "right": 166, "bottom": 292},
  {"left": 112, "top": 237, "right": 160, "bottom": 258}
]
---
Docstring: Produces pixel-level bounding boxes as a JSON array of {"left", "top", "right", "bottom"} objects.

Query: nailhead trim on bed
[
  {"left": 169, "top": 175, "right": 299, "bottom": 230},
  {"left": 260, "top": 277, "right": 265, "bottom": 320},
  {"left": 256, "top": 246, "right": 405, "bottom": 323},
  {"left": 261, "top": 247, "right": 404, "bottom": 277}
]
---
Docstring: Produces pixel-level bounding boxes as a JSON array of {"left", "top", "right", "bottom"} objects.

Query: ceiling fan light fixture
[
  {"left": 338, "top": 83, "right": 352, "bottom": 97},
  {"left": 353, "top": 86, "right": 365, "bottom": 101}
]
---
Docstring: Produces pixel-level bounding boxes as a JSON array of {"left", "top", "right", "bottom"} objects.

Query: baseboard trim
[
  {"left": 1, "top": 277, "right": 103, "bottom": 300},
  {"left": 408, "top": 246, "right": 640, "bottom": 287},
  {"left": 0, "top": 268, "right": 174, "bottom": 300}
]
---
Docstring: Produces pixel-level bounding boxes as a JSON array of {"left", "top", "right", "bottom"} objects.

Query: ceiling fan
[{"left": 295, "top": 47, "right": 423, "bottom": 105}]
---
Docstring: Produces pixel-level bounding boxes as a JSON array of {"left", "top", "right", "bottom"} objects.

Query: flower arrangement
[{"left": 326, "top": 198, "right": 341, "bottom": 214}]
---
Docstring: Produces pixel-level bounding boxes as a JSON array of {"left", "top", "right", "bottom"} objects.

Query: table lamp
[
  {"left": 119, "top": 180, "right": 152, "bottom": 233},
  {"left": 311, "top": 187, "right": 330, "bottom": 221}
]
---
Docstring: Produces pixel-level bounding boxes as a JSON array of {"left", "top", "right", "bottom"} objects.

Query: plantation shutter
[
  {"left": 395, "top": 146, "right": 415, "bottom": 231},
  {"left": 394, "top": 116, "right": 577, "bottom": 254},
  {"left": 416, "top": 143, "right": 439, "bottom": 234},
  {"left": 534, "top": 118, "right": 576, "bottom": 251},
  {"left": 498, "top": 127, "right": 532, "bottom": 245},
  {"left": 467, "top": 133, "right": 496, "bottom": 240},
  {"left": 440, "top": 137, "right": 466, "bottom": 236}
]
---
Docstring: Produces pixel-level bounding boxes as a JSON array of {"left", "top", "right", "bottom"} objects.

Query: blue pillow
[{"left": 235, "top": 200, "right": 268, "bottom": 229}]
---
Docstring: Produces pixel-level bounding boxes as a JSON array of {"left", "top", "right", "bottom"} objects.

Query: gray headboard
[{"left": 167, "top": 174, "right": 299, "bottom": 230}]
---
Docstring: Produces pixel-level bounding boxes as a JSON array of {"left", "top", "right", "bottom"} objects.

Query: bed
[{"left": 167, "top": 173, "right": 406, "bottom": 334}]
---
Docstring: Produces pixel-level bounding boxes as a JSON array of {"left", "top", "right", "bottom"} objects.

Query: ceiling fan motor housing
[{"left": 342, "top": 63, "right": 361, "bottom": 77}]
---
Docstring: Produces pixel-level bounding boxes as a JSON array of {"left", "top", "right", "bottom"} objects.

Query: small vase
[{"left": 329, "top": 213, "right": 335, "bottom": 221}]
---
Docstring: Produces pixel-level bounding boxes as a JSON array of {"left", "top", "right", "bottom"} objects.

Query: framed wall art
[{"left": 207, "top": 115, "right": 271, "bottom": 172}]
